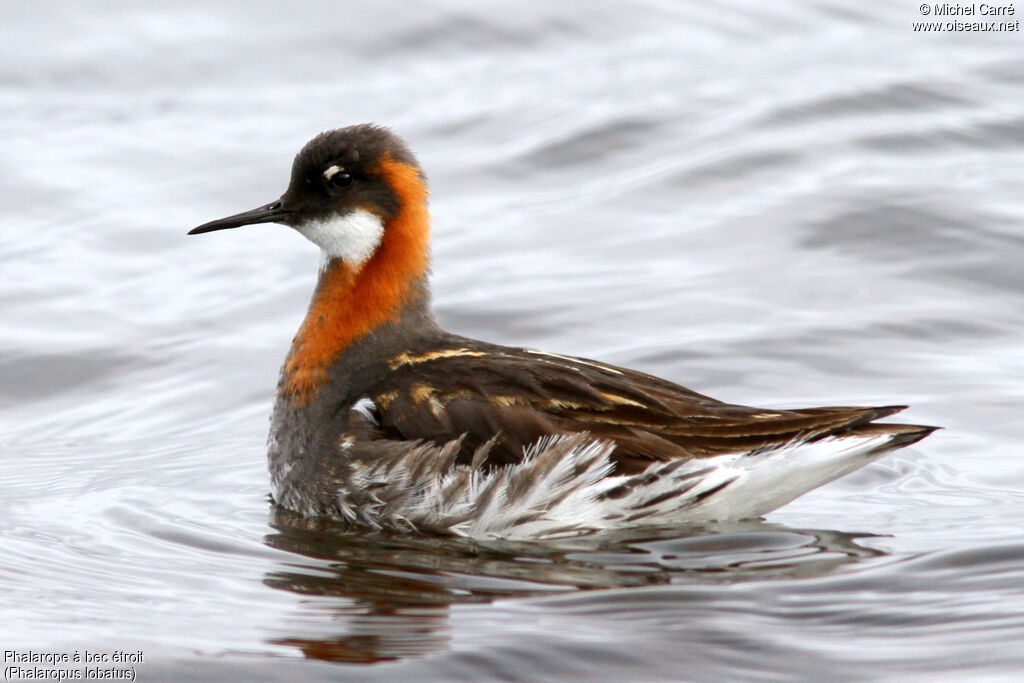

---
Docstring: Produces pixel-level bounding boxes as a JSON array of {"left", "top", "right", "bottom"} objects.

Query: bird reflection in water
[{"left": 261, "top": 507, "right": 886, "bottom": 664}]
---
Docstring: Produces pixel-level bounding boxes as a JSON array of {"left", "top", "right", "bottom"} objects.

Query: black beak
[{"left": 188, "top": 200, "right": 292, "bottom": 235}]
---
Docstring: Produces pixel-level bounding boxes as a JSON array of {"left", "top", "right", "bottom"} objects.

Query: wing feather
[{"left": 366, "top": 341, "right": 928, "bottom": 474}]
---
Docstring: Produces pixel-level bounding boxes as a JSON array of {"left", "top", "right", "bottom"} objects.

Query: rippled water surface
[{"left": 3, "top": 1, "right": 1024, "bottom": 680}]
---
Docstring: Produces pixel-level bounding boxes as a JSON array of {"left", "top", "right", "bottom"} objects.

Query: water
[{"left": 2, "top": 1, "right": 1023, "bottom": 679}]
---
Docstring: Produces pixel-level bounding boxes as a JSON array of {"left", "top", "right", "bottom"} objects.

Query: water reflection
[{"left": 262, "top": 508, "right": 885, "bottom": 664}]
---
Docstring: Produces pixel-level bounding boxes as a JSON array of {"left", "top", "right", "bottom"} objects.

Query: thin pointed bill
[{"left": 188, "top": 200, "right": 292, "bottom": 235}]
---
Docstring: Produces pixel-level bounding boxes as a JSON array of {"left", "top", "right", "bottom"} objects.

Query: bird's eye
[
  {"left": 323, "top": 164, "right": 353, "bottom": 189},
  {"left": 330, "top": 172, "right": 353, "bottom": 188}
]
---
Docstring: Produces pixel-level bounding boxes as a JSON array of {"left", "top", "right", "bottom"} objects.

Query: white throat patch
[{"left": 296, "top": 209, "right": 385, "bottom": 266}]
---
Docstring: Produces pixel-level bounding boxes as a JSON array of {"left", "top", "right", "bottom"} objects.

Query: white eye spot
[
  {"left": 323, "top": 164, "right": 344, "bottom": 181},
  {"left": 296, "top": 209, "right": 385, "bottom": 266}
]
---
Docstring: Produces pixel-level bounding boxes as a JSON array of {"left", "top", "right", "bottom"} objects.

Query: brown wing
[{"left": 366, "top": 340, "right": 932, "bottom": 474}]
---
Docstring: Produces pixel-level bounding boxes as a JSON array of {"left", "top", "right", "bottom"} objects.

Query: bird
[{"left": 189, "top": 124, "right": 936, "bottom": 539}]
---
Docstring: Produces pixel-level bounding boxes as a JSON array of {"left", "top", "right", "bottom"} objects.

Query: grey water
[{"left": 3, "top": 1, "right": 1024, "bottom": 680}]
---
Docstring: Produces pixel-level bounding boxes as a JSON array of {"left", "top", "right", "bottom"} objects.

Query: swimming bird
[{"left": 189, "top": 124, "right": 936, "bottom": 539}]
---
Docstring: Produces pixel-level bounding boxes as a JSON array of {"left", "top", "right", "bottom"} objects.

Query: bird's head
[{"left": 190, "top": 124, "right": 428, "bottom": 269}]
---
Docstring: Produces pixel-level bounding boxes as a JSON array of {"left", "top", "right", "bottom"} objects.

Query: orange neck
[{"left": 282, "top": 158, "right": 431, "bottom": 405}]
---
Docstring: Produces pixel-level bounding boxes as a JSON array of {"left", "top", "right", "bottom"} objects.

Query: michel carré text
[{"left": 933, "top": 3, "right": 1017, "bottom": 15}]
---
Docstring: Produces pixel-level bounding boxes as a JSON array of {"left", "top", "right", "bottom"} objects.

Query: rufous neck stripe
[{"left": 283, "top": 156, "right": 430, "bottom": 405}]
